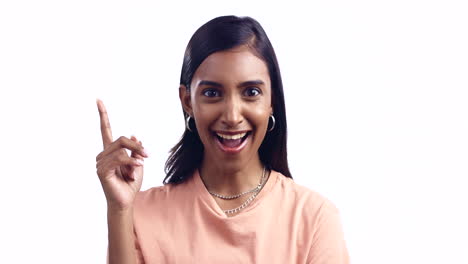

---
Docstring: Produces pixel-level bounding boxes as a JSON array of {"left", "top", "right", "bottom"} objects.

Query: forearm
[{"left": 107, "top": 207, "right": 137, "bottom": 264}]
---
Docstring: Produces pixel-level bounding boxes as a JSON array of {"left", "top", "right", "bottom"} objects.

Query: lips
[{"left": 214, "top": 131, "right": 251, "bottom": 153}]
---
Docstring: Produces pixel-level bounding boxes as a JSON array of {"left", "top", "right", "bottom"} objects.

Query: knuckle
[
  {"left": 96, "top": 167, "right": 107, "bottom": 179},
  {"left": 96, "top": 159, "right": 105, "bottom": 170},
  {"left": 117, "top": 136, "right": 127, "bottom": 144},
  {"left": 96, "top": 152, "right": 103, "bottom": 162},
  {"left": 101, "top": 123, "right": 111, "bottom": 131}
]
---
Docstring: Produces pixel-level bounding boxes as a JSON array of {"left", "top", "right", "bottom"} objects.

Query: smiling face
[{"left": 180, "top": 46, "right": 272, "bottom": 170}]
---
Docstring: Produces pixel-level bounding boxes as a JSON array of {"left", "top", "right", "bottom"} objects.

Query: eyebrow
[{"left": 197, "top": 80, "right": 265, "bottom": 88}]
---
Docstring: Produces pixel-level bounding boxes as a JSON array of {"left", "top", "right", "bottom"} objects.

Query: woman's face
[{"left": 181, "top": 46, "right": 272, "bottom": 169}]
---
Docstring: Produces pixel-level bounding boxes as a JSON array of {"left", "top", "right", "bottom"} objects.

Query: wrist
[{"left": 107, "top": 204, "right": 134, "bottom": 216}]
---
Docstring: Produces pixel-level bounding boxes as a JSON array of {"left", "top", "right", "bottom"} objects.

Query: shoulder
[
  {"left": 135, "top": 185, "right": 167, "bottom": 204},
  {"left": 274, "top": 171, "right": 341, "bottom": 221},
  {"left": 134, "top": 177, "right": 195, "bottom": 210},
  {"left": 276, "top": 175, "right": 350, "bottom": 263},
  {"left": 275, "top": 172, "right": 349, "bottom": 262},
  {"left": 134, "top": 184, "right": 176, "bottom": 208}
]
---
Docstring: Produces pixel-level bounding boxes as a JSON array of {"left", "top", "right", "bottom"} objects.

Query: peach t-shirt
[{"left": 116, "top": 170, "right": 349, "bottom": 263}]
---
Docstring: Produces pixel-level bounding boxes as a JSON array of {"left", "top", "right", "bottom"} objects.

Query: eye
[
  {"left": 244, "top": 87, "right": 261, "bottom": 97},
  {"left": 202, "top": 89, "right": 221, "bottom": 97}
]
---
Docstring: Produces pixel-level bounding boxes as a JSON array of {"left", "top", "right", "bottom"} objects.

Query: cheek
[
  {"left": 194, "top": 104, "right": 217, "bottom": 120},
  {"left": 193, "top": 105, "right": 219, "bottom": 135},
  {"left": 249, "top": 104, "right": 271, "bottom": 125}
]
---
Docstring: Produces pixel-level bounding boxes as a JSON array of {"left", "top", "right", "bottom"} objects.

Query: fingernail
[
  {"left": 136, "top": 159, "right": 144, "bottom": 165},
  {"left": 142, "top": 149, "right": 149, "bottom": 157}
]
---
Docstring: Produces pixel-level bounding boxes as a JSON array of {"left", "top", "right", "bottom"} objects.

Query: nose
[{"left": 221, "top": 96, "right": 243, "bottom": 128}]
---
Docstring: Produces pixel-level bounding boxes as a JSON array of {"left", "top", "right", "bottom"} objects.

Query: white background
[{"left": 1, "top": 0, "right": 467, "bottom": 263}]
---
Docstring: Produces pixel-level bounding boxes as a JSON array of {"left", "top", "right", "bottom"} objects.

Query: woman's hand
[{"left": 95, "top": 99, "right": 149, "bottom": 211}]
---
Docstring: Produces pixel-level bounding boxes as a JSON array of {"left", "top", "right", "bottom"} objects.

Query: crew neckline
[{"left": 192, "top": 168, "right": 279, "bottom": 219}]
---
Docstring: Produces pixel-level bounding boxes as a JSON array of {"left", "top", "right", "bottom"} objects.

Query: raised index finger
[{"left": 96, "top": 99, "right": 113, "bottom": 148}]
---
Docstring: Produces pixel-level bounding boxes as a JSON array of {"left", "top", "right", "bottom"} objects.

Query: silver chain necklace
[
  {"left": 223, "top": 168, "right": 268, "bottom": 215},
  {"left": 223, "top": 191, "right": 259, "bottom": 215},
  {"left": 208, "top": 166, "right": 266, "bottom": 200},
  {"left": 203, "top": 167, "right": 268, "bottom": 215}
]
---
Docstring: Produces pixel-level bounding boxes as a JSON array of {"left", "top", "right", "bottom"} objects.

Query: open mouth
[{"left": 214, "top": 131, "right": 251, "bottom": 152}]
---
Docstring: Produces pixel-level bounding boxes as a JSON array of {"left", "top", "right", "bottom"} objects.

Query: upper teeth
[{"left": 217, "top": 132, "right": 247, "bottom": 140}]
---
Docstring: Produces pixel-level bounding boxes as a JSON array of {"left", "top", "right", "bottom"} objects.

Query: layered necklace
[{"left": 204, "top": 167, "right": 268, "bottom": 215}]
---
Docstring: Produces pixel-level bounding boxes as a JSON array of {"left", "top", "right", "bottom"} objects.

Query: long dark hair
[{"left": 163, "top": 15, "right": 292, "bottom": 184}]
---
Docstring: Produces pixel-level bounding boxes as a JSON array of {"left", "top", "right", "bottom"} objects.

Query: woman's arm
[
  {"left": 107, "top": 207, "right": 138, "bottom": 264},
  {"left": 95, "top": 100, "right": 148, "bottom": 264}
]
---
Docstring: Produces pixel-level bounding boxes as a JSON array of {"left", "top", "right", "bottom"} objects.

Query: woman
[{"left": 96, "top": 15, "right": 349, "bottom": 264}]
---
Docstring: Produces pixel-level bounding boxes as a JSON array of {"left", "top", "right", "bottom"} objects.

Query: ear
[{"left": 179, "top": 84, "right": 193, "bottom": 116}]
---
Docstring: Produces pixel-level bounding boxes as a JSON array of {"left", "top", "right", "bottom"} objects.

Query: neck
[{"left": 199, "top": 155, "right": 264, "bottom": 196}]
